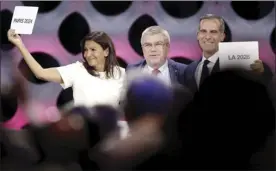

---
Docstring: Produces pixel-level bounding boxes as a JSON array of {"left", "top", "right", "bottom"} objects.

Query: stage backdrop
[{"left": 1, "top": 1, "right": 275, "bottom": 126}]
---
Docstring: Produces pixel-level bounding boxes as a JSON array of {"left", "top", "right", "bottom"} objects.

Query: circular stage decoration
[
  {"left": 21, "top": 1, "right": 61, "bottom": 13},
  {"left": 58, "top": 12, "right": 90, "bottom": 55},
  {"left": 128, "top": 14, "right": 158, "bottom": 57},
  {"left": 160, "top": 1, "right": 204, "bottom": 19},
  {"left": 171, "top": 57, "right": 194, "bottom": 65},
  {"left": 231, "top": 1, "right": 275, "bottom": 20},
  {"left": 18, "top": 52, "right": 60, "bottom": 84},
  {"left": 91, "top": 1, "right": 132, "bottom": 16},
  {"left": 117, "top": 56, "right": 128, "bottom": 68},
  {"left": 56, "top": 87, "right": 73, "bottom": 110}
]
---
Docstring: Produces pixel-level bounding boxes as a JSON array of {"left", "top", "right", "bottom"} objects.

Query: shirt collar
[
  {"left": 147, "top": 60, "right": 168, "bottom": 73},
  {"left": 202, "top": 51, "right": 219, "bottom": 64}
]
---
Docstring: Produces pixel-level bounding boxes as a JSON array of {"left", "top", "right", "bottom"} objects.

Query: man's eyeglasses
[{"left": 142, "top": 41, "right": 168, "bottom": 49}]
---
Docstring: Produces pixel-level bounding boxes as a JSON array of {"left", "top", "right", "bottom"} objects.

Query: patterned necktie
[
  {"left": 200, "top": 60, "right": 210, "bottom": 85},
  {"left": 152, "top": 69, "right": 160, "bottom": 76}
]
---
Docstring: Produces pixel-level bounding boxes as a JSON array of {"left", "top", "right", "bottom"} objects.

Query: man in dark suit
[
  {"left": 126, "top": 26, "right": 187, "bottom": 87},
  {"left": 184, "top": 14, "right": 273, "bottom": 93}
]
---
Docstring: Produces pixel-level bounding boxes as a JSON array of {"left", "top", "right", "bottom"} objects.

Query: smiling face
[
  {"left": 83, "top": 40, "right": 109, "bottom": 70},
  {"left": 141, "top": 33, "right": 169, "bottom": 69},
  {"left": 197, "top": 18, "right": 225, "bottom": 57}
]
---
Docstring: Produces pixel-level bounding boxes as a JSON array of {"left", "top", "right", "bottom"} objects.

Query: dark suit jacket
[
  {"left": 126, "top": 59, "right": 187, "bottom": 86},
  {"left": 184, "top": 58, "right": 273, "bottom": 93}
]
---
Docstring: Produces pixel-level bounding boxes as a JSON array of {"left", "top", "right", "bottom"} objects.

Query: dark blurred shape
[
  {"left": 160, "top": 1, "right": 203, "bottom": 18},
  {"left": 73, "top": 106, "right": 105, "bottom": 171},
  {"left": 268, "top": 75, "right": 276, "bottom": 110},
  {"left": 128, "top": 14, "right": 158, "bottom": 57},
  {"left": 171, "top": 57, "right": 194, "bottom": 65},
  {"left": 18, "top": 52, "right": 60, "bottom": 84},
  {"left": 78, "top": 105, "right": 119, "bottom": 170},
  {"left": 56, "top": 87, "right": 73, "bottom": 110},
  {"left": 0, "top": 143, "right": 7, "bottom": 158},
  {"left": 231, "top": 1, "right": 274, "bottom": 20},
  {"left": 67, "top": 105, "right": 119, "bottom": 139},
  {"left": 179, "top": 69, "right": 275, "bottom": 169},
  {"left": 91, "top": 1, "right": 132, "bottom": 16},
  {"left": 116, "top": 56, "right": 128, "bottom": 68},
  {"left": 0, "top": 9, "right": 14, "bottom": 51},
  {"left": 89, "top": 105, "right": 119, "bottom": 137},
  {"left": 250, "top": 132, "right": 276, "bottom": 170},
  {"left": 1, "top": 128, "right": 42, "bottom": 168},
  {"left": 31, "top": 110, "right": 90, "bottom": 164},
  {"left": 1, "top": 65, "right": 28, "bottom": 122},
  {"left": 270, "top": 27, "right": 275, "bottom": 54},
  {"left": 30, "top": 105, "right": 118, "bottom": 170},
  {"left": 161, "top": 85, "right": 194, "bottom": 164},
  {"left": 58, "top": 12, "right": 90, "bottom": 55},
  {"left": 0, "top": 90, "right": 18, "bottom": 122},
  {"left": 21, "top": 1, "right": 61, "bottom": 13},
  {"left": 222, "top": 21, "right": 232, "bottom": 42},
  {"left": 124, "top": 76, "right": 173, "bottom": 122}
]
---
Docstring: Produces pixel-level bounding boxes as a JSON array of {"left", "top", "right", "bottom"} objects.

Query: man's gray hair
[
  {"left": 198, "top": 14, "right": 225, "bottom": 33},
  {"left": 141, "top": 26, "right": 170, "bottom": 44}
]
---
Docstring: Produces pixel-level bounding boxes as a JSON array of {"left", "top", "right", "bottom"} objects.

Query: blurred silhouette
[
  {"left": 124, "top": 76, "right": 173, "bottom": 123},
  {"left": 178, "top": 69, "right": 275, "bottom": 170},
  {"left": 96, "top": 76, "right": 179, "bottom": 169},
  {"left": 249, "top": 73, "right": 276, "bottom": 170},
  {"left": 267, "top": 74, "right": 276, "bottom": 110},
  {"left": 28, "top": 104, "right": 120, "bottom": 170},
  {"left": 1, "top": 52, "right": 274, "bottom": 171},
  {"left": 0, "top": 62, "right": 42, "bottom": 171}
]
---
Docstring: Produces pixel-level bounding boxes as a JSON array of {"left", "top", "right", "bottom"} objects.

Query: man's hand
[{"left": 250, "top": 59, "right": 264, "bottom": 74}]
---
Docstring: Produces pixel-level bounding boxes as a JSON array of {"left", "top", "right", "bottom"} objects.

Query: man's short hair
[
  {"left": 198, "top": 14, "right": 225, "bottom": 33},
  {"left": 141, "top": 26, "right": 170, "bottom": 44}
]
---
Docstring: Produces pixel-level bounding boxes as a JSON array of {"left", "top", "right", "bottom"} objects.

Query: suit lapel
[
  {"left": 191, "top": 60, "right": 201, "bottom": 91},
  {"left": 138, "top": 59, "right": 180, "bottom": 85},
  {"left": 168, "top": 59, "right": 178, "bottom": 84},
  {"left": 188, "top": 57, "right": 220, "bottom": 92},
  {"left": 211, "top": 58, "right": 220, "bottom": 74},
  {"left": 138, "top": 60, "right": 147, "bottom": 70}
]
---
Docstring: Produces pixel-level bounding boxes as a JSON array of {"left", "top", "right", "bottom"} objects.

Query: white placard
[
  {"left": 218, "top": 41, "right": 259, "bottom": 70},
  {"left": 10, "top": 6, "right": 39, "bottom": 35}
]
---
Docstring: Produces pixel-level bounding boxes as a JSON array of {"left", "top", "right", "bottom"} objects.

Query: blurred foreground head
[
  {"left": 123, "top": 75, "right": 173, "bottom": 123},
  {"left": 70, "top": 104, "right": 119, "bottom": 138},
  {"left": 51, "top": 104, "right": 119, "bottom": 147},
  {"left": 182, "top": 69, "right": 275, "bottom": 169},
  {"left": 196, "top": 69, "right": 275, "bottom": 136},
  {"left": 97, "top": 77, "right": 173, "bottom": 169},
  {"left": 1, "top": 68, "right": 29, "bottom": 128},
  {"left": 31, "top": 105, "right": 119, "bottom": 163}
]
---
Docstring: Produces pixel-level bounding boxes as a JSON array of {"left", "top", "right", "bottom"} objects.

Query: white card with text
[
  {"left": 10, "top": 6, "right": 39, "bottom": 34},
  {"left": 218, "top": 41, "right": 259, "bottom": 70}
]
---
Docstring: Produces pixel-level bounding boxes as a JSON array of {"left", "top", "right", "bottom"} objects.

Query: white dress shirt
[
  {"left": 143, "top": 60, "right": 171, "bottom": 86},
  {"left": 195, "top": 52, "right": 219, "bottom": 87}
]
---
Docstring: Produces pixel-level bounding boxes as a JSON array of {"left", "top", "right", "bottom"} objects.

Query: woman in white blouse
[{"left": 7, "top": 29, "right": 125, "bottom": 108}]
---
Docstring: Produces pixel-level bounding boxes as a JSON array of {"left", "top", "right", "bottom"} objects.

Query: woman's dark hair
[{"left": 80, "top": 31, "right": 121, "bottom": 79}]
